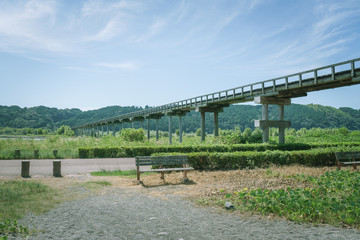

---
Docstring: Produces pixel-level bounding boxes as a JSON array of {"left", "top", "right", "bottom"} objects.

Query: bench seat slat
[
  {"left": 140, "top": 167, "right": 194, "bottom": 173},
  {"left": 136, "top": 156, "right": 188, "bottom": 160},
  {"left": 341, "top": 161, "right": 360, "bottom": 165},
  {"left": 136, "top": 162, "right": 189, "bottom": 166},
  {"left": 335, "top": 152, "right": 360, "bottom": 159}
]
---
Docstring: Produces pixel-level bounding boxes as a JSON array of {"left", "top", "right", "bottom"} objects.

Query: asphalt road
[{"left": 0, "top": 158, "right": 140, "bottom": 177}]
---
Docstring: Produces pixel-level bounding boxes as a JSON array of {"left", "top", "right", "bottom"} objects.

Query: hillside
[{"left": 0, "top": 104, "right": 359, "bottom": 132}]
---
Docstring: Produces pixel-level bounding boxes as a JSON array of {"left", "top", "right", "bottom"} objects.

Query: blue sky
[{"left": 0, "top": 0, "right": 360, "bottom": 111}]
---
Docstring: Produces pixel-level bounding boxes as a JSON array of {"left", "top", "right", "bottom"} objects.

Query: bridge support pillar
[
  {"left": 101, "top": 125, "right": 104, "bottom": 137},
  {"left": 107, "top": 125, "right": 109, "bottom": 135},
  {"left": 147, "top": 119, "right": 150, "bottom": 141},
  {"left": 112, "top": 123, "right": 115, "bottom": 136},
  {"left": 166, "top": 111, "right": 189, "bottom": 144},
  {"left": 169, "top": 115, "right": 173, "bottom": 145},
  {"left": 179, "top": 116, "right": 183, "bottom": 143},
  {"left": 254, "top": 96, "right": 291, "bottom": 144},
  {"left": 145, "top": 115, "right": 163, "bottom": 141},
  {"left": 201, "top": 112, "right": 205, "bottom": 142},
  {"left": 156, "top": 119, "right": 159, "bottom": 141},
  {"left": 214, "top": 112, "right": 219, "bottom": 137},
  {"left": 196, "top": 105, "right": 228, "bottom": 142}
]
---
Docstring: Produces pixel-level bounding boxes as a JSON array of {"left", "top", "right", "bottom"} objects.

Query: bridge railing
[{"left": 75, "top": 58, "right": 360, "bottom": 129}]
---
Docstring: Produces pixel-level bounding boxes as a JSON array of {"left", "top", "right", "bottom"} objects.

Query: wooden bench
[
  {"left": 335, "top": 152, "right": 360, "bottom": 170},
  {"left": 135, "top": 155, "right": 194, "bottom": 183}
]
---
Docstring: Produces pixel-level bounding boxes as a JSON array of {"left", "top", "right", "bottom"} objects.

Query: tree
[{"left": 56, "top": 125, "right": 75, "bottom": 136}]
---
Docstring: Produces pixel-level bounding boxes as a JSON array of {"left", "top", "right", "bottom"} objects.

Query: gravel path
[{"left": 17, "top": 188, "right": 360, "bottom": 240}]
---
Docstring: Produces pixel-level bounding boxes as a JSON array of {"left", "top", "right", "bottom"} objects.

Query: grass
[
  {"left": 0, "top": 180, "right": 58, "bottom": 239},
  {"left": 91, "top": 169, "right": 154, "bottom": 178},
  {"left": 202, "top": 169, "right": 360, "bottom": 228}
]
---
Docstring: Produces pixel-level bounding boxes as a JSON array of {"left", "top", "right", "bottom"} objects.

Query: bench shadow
[{"left": 141, "top": 179, "right": 196, "bottom": 188}]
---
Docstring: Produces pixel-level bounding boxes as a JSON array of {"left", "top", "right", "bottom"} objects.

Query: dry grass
[
  {"left": 0, "top": 164, "right": 346, "bottom": 219},
  {"left": 71, "top": 165, "right": 340, "bottom": 200}
]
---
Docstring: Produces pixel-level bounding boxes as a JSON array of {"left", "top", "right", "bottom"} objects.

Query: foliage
[
  {"left": 0, "top": 180, "right": 57, "bottom": 238},
  {"left": 56, "top": 125, "right": 75, "bottom": 136},
  {"left": 217, "top": 170, "right": 360, "bottom": 227},
  {"left": 155, "top": 147, "right": 360, "bottom": 170},
  {"left": 0, "top": 127, "right": 49, "bottom": 136},
  {"left": 285, "top": 127, "right": 360, "bottom": 143},
  {"left": 1, "top": 104, "right": 360, "bottom": 132},
  {"left": 91, "top": 169, "right": 154, "bottom": 178},
  {"left": 120, "top": 128, "right": 145, "bottom": 142},
  {"left": 0, "top": 217, "right": 29, "bottom": 239}
]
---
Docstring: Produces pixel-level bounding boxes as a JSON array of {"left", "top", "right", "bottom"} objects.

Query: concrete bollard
[
  {"left": 15, "top": 149, "right": 21, "bottom": 159},
  {"left": 53, "top": 150, "right": 58, "bottom": 159},
  {"left": 21, "top": 161, "right": 30, "bottom": 178},
  {"left": 53, "top": 161, "right": 62, "bottom": 177},
  {"left": 34, "top": 150, "right": 39, "bottom": 159}
]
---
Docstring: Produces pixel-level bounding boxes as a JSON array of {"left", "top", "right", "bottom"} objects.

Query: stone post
[
  {"left": 53, "top": 161, "right": 62, "bottom": 177},
  {"left": 21, "top": 161, "right": 30, "bottom": 178}
]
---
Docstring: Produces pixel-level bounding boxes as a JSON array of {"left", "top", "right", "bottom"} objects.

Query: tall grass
[{"left": 1, "top": 127, "right": 360, "bottom": 159}]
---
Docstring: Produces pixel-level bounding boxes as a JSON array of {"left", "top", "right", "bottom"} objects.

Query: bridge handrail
[{"left": 74, "top": 58, "right": 360, "bottom": 129}]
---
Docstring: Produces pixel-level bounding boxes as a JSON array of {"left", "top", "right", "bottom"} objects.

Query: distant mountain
[{"left": 0, "top": 104, "right": 359, "bottom": 132}]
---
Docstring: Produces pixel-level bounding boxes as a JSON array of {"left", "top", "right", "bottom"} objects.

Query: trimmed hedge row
[
  {"left": 154, "top": 147, "right": 360, "bottom": 170},
  {"left": 78, "top": 142, "right": 360, "bottom": 158}
]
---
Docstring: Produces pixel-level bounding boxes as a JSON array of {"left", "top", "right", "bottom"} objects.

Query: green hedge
[
  {"left": 78, "top": 142, "right": 360, "bottom": 158},
  {"left": 153, "top": 148, "right": 359, "bottom": 170}
]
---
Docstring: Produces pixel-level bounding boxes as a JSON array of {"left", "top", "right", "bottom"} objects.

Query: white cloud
[
  {"left": 85, "top": 17, "right": 125, "bottom": 42},
  {"left": 0, "top": 0, "right": 73, "bottom": 52},
  {"left": 136, "top": 18, "right": 167, "bottom": 42},
  {"left": 81, "top": 0, "right": 140, "bottom": 16},
  {"left": 96, "top": 62, "right": 140, "bottom": 70}
]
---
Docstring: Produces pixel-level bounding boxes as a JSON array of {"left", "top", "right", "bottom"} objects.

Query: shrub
[
  {"left": 120, "top": 128, "right": 145, "bottom": 142},
  {"left": 56, "top": 125, "right": 75, "bottom": 136}
]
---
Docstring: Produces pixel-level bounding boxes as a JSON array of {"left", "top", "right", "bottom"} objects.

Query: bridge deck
[{"left": 75, "top": 58, "right": 360, "bottom": 129}]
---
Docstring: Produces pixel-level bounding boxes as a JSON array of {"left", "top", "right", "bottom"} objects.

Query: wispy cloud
[
  {"left": 0, "top": 0, "right": 70, "bottom": 52},
  {"left": 96, "top": 62, "right": 140, "bottom": 70},
  {"left": 85, "top": 17, "right": 125, "bottom": 42},
  {"left": 136, "top": 18, "right": 167, "bottom": 42},
  {"left": 81, "top": 0, "right": 140, "bottom": 16}
]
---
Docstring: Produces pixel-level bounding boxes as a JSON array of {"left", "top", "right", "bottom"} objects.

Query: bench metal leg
[
  {"left": 353, "top": 158, "right": 358, "bottom": 170},
  {"left": 137, "top": 166, "right": 140, "bottom": 182},
  {"left": 336, "top": 159, "right": 341, "bottom": 170},
  {"left": 183, "top": 170, "right": 188, "bottom": 179}
]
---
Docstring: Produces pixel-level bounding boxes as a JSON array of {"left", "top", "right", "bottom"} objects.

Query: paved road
[{"left": 0, "top": 158, "right": 139, "bottom": 177}]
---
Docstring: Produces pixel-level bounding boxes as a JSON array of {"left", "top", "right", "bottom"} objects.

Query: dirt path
[{"left": 13, "top": 166, "right": 360, "bottom": 239}]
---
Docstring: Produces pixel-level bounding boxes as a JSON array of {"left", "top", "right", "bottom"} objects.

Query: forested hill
[{"left": 0, "top": 104, "right": 360, "bottom": 132}]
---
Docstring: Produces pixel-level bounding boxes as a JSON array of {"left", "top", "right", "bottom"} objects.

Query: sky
[{"left": 0, "top": 0, "right": 360, "bottom": 111}]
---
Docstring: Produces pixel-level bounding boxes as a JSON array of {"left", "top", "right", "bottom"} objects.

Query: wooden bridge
[{"left": 74, "top": 58, "right": 360, "bottom": 144}]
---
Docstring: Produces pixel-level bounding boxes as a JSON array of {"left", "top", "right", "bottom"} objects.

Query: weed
[
  {"left": 216, "top": 170, "right": 360, "bottom": 228},
  {"left": 91, "top": 169, "right": 154, "bottom": 178}
]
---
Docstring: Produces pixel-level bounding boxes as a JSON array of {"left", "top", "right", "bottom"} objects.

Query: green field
[{"left": 1, "top": 127, "right": 360, "bottom": 159}]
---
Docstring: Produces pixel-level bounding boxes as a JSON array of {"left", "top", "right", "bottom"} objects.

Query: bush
[
  {"left": 120, "top": 128, "right": 145, "bottom": 142},
  {"left": 78, "top": 143, "right": 360, "bottom": 159},
  {"left": 56, "top": 125, "right": 75, "bottom": 136},
  {"left": 154, "top": 147, "right": 360, "bottom": 170}
]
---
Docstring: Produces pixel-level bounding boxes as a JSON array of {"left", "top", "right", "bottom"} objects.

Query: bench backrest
[
  {"left": 135, "top": 155, "right": 188, "bottom": 167},
  {"left": 335, "top": 152, "right": 360, "bottom": 160}
]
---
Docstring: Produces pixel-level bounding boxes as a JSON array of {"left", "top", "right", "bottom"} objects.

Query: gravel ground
[{"left": 17, "top": 188, "right": 360, "bottom": 240}]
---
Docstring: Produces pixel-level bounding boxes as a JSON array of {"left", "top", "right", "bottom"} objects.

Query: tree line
[{"left": 0, "top": 103, "right": 359, "bottom": 133}]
